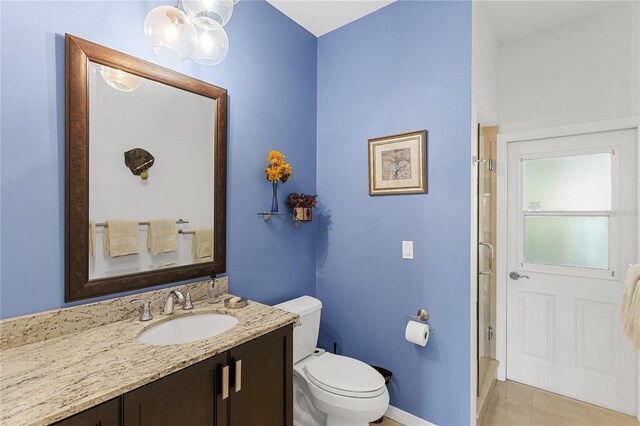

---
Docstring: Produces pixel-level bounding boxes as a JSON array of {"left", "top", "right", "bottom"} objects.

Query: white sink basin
[{"left": 138, "top": 314, "right": 238, "bottom": 345}]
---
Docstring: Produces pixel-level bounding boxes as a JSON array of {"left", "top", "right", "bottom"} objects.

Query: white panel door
[{"left": 506, "top": 129, "right": 637, "bottom": 415}]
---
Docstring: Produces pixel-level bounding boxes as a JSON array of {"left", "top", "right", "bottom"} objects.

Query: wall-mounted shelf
[{"left": 257, "top": 212, "right": 306, "bottom": 228}]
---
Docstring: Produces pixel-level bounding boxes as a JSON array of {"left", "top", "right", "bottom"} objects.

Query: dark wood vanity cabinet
[
  {"left": 123, "top": 352, "right": 228, "bottom": 425},
  {"left": 53, "top": 398, "right": 120, "bottom": 426},
  {"left": 120, "top": 325, "right": 292, "bottom": 426},
  {"left": 227, "top": 325, "right": 293, "bottom": 426}
]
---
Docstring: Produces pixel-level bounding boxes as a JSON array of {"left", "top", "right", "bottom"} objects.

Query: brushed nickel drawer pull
[
  {"left": 235, "top": 360, "right": 242, "bottom": 392},
  {"left": 222, "top": 365, "right": 229, "bottom": 400}
]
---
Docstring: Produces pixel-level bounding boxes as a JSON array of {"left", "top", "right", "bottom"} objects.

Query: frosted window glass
[
  {"left": 524, "top": 216, "right": 609, "bottom": 269},
  {"left": 523, "top": 153, "right": 611, "bottom": 211}
]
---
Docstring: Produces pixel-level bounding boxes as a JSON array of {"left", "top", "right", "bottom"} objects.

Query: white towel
[
  {"left": 147, "top": 219, "right": 177, "bottom": 255},
  {"left": 621, "top": 264, "right": 640, "bottom": 351},
  {"left": 103, "top": 220, "right": 140, "bottom": 257}
]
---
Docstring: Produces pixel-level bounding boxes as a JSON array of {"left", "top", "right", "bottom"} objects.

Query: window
[{"left": 521, "top": 152, "right": 612, "bottom": 270}]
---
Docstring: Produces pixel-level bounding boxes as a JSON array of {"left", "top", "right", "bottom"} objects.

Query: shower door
[{"left": 477, "top": 125, "right": 497, "bottom": 394}]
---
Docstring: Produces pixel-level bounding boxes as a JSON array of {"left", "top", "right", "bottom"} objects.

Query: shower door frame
[{"left": 495, "top": 117, "right": 640, "bottom": 419}]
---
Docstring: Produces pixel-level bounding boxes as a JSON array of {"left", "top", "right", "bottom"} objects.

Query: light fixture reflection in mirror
[
  {"left": 192, "top": 21, "right": 229, "bottom": 65},
  {"left": 99, "top": 66, "right": 142, "bottom": 92},
  {"left": 144, "top": 5, "right": 197, "bottom": 61}
]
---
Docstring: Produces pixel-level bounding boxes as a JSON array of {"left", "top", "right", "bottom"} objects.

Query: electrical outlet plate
[{"left": 402, "top": 241, "right": 414, "bottom": 259}]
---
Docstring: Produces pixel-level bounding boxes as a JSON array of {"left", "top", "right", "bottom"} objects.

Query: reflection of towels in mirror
[
  {"left": 89, "top": 221, "right": 95, "bottom": 256},
  {"left": 622, "top": 264, "right": 640, "bottom": 351},
  {"left": 192, "top": 229, "right": 213, "bottom": 263},
  {"left": 147, "top": 220, "right": 177, "bottom": 255},
  {"left": 103, "top": 220, "right": 140, "bottom": 257}
]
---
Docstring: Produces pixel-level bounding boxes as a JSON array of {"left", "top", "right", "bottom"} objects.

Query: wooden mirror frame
[{"left": 65, "top": 34, "right": 227, "bottom": 302}]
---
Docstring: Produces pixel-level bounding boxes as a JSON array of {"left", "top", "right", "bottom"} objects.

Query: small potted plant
[{"left": 287, "top": 193, "right": 318, "bottom": 222}]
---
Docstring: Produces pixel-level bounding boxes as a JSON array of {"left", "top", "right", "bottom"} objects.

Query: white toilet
[{"left": 275, "top": 296, "right": 389, "bottom": 426}]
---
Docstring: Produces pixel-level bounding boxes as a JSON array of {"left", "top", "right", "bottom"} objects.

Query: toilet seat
[{"left": 303, "top": 353, "right": 386, "bottom": 398}]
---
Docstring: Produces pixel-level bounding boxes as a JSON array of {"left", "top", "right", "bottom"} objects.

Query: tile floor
[{"left": 482, "top": 380, "right": 639, "bottom": 426}]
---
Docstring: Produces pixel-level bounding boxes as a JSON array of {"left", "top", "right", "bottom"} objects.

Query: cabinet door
[
  {"left": 228, "top": 325, "right": 293, "bottom": 426},
  {"left": 123, "top": 353, "right": 227, "bottom": 426},
  {"left": 53, "top": 397, "right": 120, "bottom": 426}
]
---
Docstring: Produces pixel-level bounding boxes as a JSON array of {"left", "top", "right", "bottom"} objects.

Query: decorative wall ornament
[
  {"left": 124, "top": 148, "right": 155, "bottom": 180},
  {"left": 368, "top": 130, "right": 428, "bottom": 196}
]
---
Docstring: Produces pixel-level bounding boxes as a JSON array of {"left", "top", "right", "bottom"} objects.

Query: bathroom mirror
[{"left": 65, "top": 34, "right": 227, "bottom": 302}]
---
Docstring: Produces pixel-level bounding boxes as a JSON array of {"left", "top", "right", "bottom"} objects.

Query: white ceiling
[
  {"left": 267, "top": 0, "right": 636, "bottom": 41},
  {"left": 266, "top": 0, "right": 396, "bottom": 37},
  {"left": 482, "top": 1, "right": 634, "bottom": 43}
]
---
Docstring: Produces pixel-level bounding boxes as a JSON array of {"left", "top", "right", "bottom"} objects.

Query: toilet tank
[{"left": 275, "top": 296, "right": 322, "bottom": 363}]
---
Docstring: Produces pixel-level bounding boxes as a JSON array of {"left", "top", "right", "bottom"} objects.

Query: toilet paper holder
[{"left": 405, "top": 308, "right": 436, "bottom": 334}]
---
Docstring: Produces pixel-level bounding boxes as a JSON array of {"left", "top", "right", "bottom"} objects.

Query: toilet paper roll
[{"left": 405, "top": 320, "right": 430, "bottom": 347}]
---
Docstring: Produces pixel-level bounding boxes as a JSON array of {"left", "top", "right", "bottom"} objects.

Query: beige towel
[
  {"left": 622, "top": 264, "right": 640, "bottom": 351},
  {"left": 192, "top": 229, "right": 213, "bottom": 263},
  {"left": 103, "top": 220, "right": 140, "bottom": 257},
  {"left": 621, "top": 264, "right": 640, "bottom": 324},
  {"left": 147, "top": 220, "right": 177, "bottom": 255},
  {"left": 89, "top": 221, "right": 95, "bottom": 256}
]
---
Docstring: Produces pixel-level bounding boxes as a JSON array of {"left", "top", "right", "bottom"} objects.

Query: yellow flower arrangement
[{"left": 265, "top": 150, "right": 291, "bottom": 184}]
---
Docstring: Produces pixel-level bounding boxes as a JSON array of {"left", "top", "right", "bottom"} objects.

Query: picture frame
[{"left": 368, "top": 130, "right": 428, "bottom": 196}]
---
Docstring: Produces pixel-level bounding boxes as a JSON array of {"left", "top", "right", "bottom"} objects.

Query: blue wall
[
  {"left": 316, "top": 2, "right": 472, "bottom": 425},
  {"left": 2, "top": 1, "right": 473, "bottom": 423},
  {"left": 0, "top": 0, "right": 317, "bottom": 318}
]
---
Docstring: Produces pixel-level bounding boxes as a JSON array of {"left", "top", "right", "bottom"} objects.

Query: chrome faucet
[
  {"left": 163, "top": 290, "right": 185, "bottom": 315},
  {"left": 162, "top": 289, "right": 196, "bottom": 314}
]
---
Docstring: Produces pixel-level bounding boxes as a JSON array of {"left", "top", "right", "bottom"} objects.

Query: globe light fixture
[
  {"left": 143, "top": 5, "right": 197, "bottom": 62},
  {"left": 182, "top": 0, "right": 234, "bottom": 28},
  {"left": 144, "top": 1, "right": 235, "bottom": 65},
  {"left": 192, "top": 21, "right": 229, "bottom": 65}
]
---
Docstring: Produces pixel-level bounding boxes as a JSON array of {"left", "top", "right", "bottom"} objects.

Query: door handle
[
  {"left": 478, "top": 242, "right": 494, "bottom": 275},
  {"left": 509, "top": 271, "right": 529, "bottom": 280},
  {"left": 222, "top": 365, "right": 229, "bottom": 400},
  {"left": 235, "top": 360, "right": 242, "bottom": 393}
]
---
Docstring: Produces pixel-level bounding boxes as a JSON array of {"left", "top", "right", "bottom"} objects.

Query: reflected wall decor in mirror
[{"left": 66, "top": 34, "right": 227, "bottom": 302}]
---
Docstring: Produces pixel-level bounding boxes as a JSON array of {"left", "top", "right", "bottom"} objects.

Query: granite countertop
[{"left": 0, "top": 286, "right": 297, "bottom": 426}]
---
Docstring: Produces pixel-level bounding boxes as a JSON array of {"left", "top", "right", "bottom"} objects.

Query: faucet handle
[
  {"left": 171, "top": 290, "right": 185, "bottom": 304},
  {"left": 184, "top": 288, "right": 195, "bottom": 310},
  {"left": 131, "top": 299, "right": 153, "bottom": 321}
]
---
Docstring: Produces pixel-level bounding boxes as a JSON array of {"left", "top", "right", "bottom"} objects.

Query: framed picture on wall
[{"left": 368, "top": 130, "right": 428, "bottom": 196}]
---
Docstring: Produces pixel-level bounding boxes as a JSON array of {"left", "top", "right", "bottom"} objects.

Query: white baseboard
[{"left": 385, "top": 405, "right": 436, "bottom": 426}]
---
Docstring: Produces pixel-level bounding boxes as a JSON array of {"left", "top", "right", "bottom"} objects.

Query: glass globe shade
[
  {"left": 192, "top": 21, "right": 229, "bottom": 65},
  {"left": 183, "top": 0, "right": 234, "bottom": 28},
  {"left": 144, "top": 5, "right": 197, "bottom": 62},
  {"left": 99, "top": 65, "right": 142, "bottom": 92}
]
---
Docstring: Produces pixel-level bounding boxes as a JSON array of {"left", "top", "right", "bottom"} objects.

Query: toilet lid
[{"left": 304, "top": 353, "right": 385, "bottom": 394}]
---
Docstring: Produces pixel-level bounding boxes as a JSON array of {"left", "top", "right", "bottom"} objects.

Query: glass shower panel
[{"left": 477, "top": 126, "right": 496, "bottom": 395}]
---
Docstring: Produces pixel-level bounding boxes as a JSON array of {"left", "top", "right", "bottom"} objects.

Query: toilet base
[{"left": 326, "top": 414, "right": 370, "bottom": 426}]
